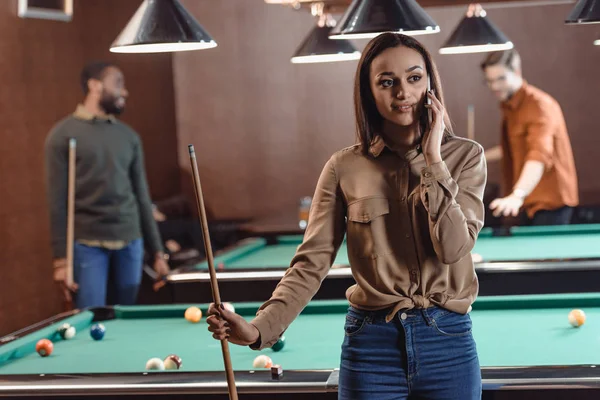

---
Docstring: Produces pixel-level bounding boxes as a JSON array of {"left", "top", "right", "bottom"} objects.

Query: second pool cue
[
  {"left": 467, "top": 104, "right": 475, "bottom": 140},
  {"left": 188, "top": 144, "right": 238, "bottom": 400},
  {"left": 65, "top": 138, "right": 76, "bottom": 310}
]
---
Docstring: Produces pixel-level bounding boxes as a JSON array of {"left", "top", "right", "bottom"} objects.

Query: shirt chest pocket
[
  {"left": 346, "top": 197, "right": 391, "bottom": 259},
  {"left": 507, "top": 122, "right": 528, "bottom": 138}
]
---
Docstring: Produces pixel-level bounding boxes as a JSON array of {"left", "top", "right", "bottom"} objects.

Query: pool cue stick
[
  {"left": 467, "top": 104, "right": 475, "bottom": 140},
  {"left": 65, "top": 138, "right": 76, "bottom": 311},
  {"left": 188, "top": 145, "right": 238, "bottom": 400}
]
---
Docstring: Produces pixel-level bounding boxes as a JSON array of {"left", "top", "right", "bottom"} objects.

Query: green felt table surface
[
  {"left": 474, "top": 223, "right": 600, "bottom": 261},
  {"left": 192, "top": 224, "right": 600, "bottom": 270},
  {"left": 204, "top": 236, "right": 350, "bottom": 270},
  {"left": 2, "top": 293, "right": 600, "bottom": 375}
]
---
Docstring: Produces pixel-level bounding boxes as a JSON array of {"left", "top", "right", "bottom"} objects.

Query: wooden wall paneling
[
  {"left": 174, "top": 0, "right": 599, "bottom": 224},
  {"left": 0, "top": 0, "right": 179, "bottom": 335}
]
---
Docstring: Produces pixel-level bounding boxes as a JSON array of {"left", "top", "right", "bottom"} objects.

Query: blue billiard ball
[{"left": 90, "top": 323, "right": 105, "bottom": 341}]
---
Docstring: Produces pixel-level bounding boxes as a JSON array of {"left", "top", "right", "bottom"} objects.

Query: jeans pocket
[
  {"left": 344, "top": 308, "right": 368, "bottom": 337},
  {"left": 431, "top": 312, "right": 472, "bottom": 337}
]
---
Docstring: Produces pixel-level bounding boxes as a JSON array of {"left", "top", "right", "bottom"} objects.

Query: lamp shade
[
  {"left": 329, "top": 0, "right": 440, "bottom": 40},
  {"left": 292, "top": 25, "right": 361, "bottom": 63},
  {"left": 565, "top": 0, "right": 600, "bottom": 24},
  {"left": 439, "top": 5, "right": 513, "bottom": 54},
  {"left": 110, "top": 0, "right": 217, "bottom": 53}
]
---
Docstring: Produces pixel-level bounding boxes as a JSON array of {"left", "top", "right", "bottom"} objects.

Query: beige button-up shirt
[{"left": 250, "top": 135, "right": 487, "bottom": 349}]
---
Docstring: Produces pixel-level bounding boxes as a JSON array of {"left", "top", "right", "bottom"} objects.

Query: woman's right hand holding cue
[{"left": 206, "top": 303, "right": 261, "bottom": 346}]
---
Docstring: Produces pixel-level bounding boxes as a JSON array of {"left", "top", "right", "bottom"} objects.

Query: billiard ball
[
  {"left": 36, "top": 339, "right": 54, "bottom": 357},
  {"left": 58, "top": 322, "right": 70, "bottom": 331},
  {"left": 90, "top": 323, "right": 106, "bottom": 340},
  {"left": 145, "top": 357, "right": 165, "bottom": 371},
  {"left": 569, "top": 309, "right": 586, "bottom": 327},
  {"left": 57, "top": 324, "right": 76, "bottom": 340},
  {"left": 56, "top": 323, "right": 69, "bottom": 336},
  {"left": 252, "top": 355, "right": 273, "bottom": 369},
  {"left": 272, "top": 336, "right": 285, "bottom": 352},
  {"left": 163, "top": 354, "right": 182, "bottom": 370},
  {"left": 184, "top": 306, "right": 202, "bottom": 323},
  {"left": 223, "top": 302, "right": 235, "bottom": 313}
]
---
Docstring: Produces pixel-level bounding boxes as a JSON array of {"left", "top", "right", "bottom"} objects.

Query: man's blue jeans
[{"left": 73, "top": 239, "right": 144, "bottom": 309}]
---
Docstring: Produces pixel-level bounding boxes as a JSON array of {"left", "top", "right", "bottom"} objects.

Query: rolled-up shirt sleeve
[
  {"left": 420, "top": 144, "right": 486, "bottom": 265},
  {"left": 525, "top": 102, "right": 556, "bottom": 169},
  {"left": 249, "top": 155, "right": 347, "bottom": 349}
]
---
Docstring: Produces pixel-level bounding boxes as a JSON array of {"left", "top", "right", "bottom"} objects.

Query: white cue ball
[
  {"left": 145, "top": 357, "right": 165, "bottom": 371},
  {"left": 223, "top": 302, "right": 235, "bottom": 313}
]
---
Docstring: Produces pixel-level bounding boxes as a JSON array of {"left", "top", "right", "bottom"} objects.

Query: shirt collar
[
  {"left": 502, "top": 80, "right": 528, "bottom": 111},
  {"left": 73, "top": 104, "right": 116, "bottom": 123},
  {"left": 368, "top": 135, "right": 422, "bottom": 162}
]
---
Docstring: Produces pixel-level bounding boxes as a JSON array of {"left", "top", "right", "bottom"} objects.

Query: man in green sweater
[{"left": 45, "top": 61, "right": 170, "bottom": 309}]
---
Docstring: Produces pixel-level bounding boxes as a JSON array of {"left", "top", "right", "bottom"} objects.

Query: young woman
[{"left": 207, "top": 33, "right": 487, "bottom": 399}]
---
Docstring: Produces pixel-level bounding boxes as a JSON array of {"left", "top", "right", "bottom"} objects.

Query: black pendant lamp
[
  {"left": 439, "top": 4, "right": 513, "bottom": 54},
  {"left": 565, "top": 0, "right": 600, "bottom": 24},
  {"left": 291, "top": 4, "right": 361, "bottom": 64},
  {"left": 329, "top": 0, "right": 440, "bottom": 40},
  {"left": 110, "top": 0, "right": 217, "bottom": 53}
]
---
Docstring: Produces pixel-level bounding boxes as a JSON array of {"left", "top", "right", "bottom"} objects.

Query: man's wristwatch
[{"left": 156, "top": 252, "right": 170, "bottom": 261}]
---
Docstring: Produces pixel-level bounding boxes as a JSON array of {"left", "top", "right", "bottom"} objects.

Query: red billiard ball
[{"left": 36, "top": 339, "right": 54, "bottom": 357}]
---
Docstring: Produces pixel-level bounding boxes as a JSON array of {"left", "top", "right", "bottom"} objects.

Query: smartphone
[
  {"left": 421, "top": 76, "right": 433, "bottom": 135},
  {"left": 426, "top": 76, "right": 432, "bottom": 126}
]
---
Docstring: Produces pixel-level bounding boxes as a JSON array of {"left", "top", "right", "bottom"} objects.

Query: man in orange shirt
[{"left": 481, "top": 49, "right": 579, "bottom": 226}]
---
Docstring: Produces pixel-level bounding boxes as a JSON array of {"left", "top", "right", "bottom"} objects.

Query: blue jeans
[
  {"left": 73, "top": 239, "right": 144, "bottom": 309},
  {"left": 532, "top": 206, "right": 573, "bottom": 226},
  {"left": 339, "top": 305, "right": 481, "bottom": 400}
]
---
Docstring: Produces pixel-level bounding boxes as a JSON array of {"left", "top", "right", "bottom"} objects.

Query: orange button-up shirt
[{"left": 501, "top": 81, "right": 578, "bottom": 218}]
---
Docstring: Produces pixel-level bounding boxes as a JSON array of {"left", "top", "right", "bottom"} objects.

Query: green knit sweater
[{"left": 44, "top": 113, "right": 163, "bottom": 258}]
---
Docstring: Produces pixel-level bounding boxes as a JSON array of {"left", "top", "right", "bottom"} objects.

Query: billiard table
[
  {"left": 162, "top": 224, "right": 600, "bottom": 303},
  {"left": 1, "top": 294, "right": 600, "bottom": 399}
]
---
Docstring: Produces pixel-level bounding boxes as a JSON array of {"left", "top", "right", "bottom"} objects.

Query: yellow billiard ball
[{"left": 184, "top": 306, "right": 202, "bottom": 323}]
